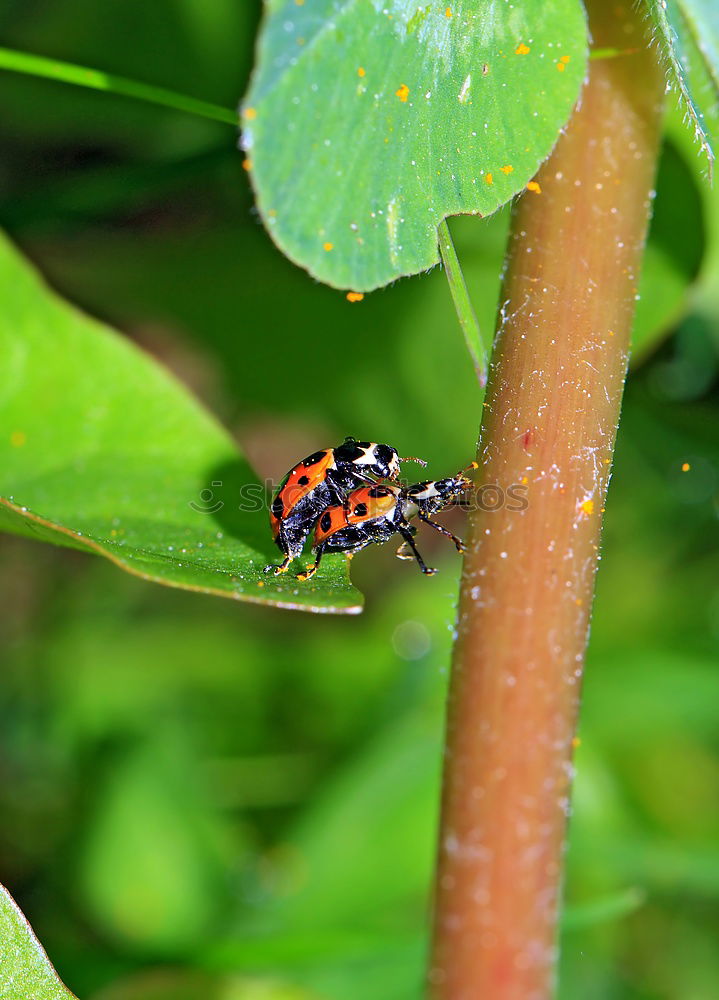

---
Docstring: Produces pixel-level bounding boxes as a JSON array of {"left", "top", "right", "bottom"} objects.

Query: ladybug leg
[
  {"left": 325, "top": 469, "right": 377, "bottom": 515},
  {"left": 263, "top": 555, "right": 292, "bottom": 575},
  {"left": 323, "top": 470, "right": 353, "bottom": 515},
  {"left": 266, "top": 523, "right": 306, "bottom": 575},
  {"left": 395, "top": 526, "right": 417, "bottom": 560},
  {"left": 397, "top": 523, "right": 437, "bottom": 575},
  {"left": 352, "top": 471, "right": 383, "bottom": 487},
  {"left": 417, "top": 512, "right": 466, "bottom": 552},
  {"left": 395, "top": 541, "right": 414, "bottom": 560},
  {"left": 297, "top": 545, "right": 324, "bottom": 582}
]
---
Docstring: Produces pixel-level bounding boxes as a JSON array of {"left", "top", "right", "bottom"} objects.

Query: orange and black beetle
[
  {"left": 297, "top": 465, "right": 477, "bottom": 580},
  {"left": 264, "top": 437, "right": 425, "bottom": 576}
]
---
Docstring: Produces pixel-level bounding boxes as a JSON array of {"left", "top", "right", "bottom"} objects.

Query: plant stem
[
  {"left": 429, "top": 4, "right": 665, "bottom": 998},
  {"left": 0, "top": 47, "right": 239, "bottom": 126},
  {"left": 438, "top": 219, "right": 488, "bottom": 387}
]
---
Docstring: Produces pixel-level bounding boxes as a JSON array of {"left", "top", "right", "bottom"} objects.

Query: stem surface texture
[{"left": 430, "top": 4, "right": 665, "bottom": 998}]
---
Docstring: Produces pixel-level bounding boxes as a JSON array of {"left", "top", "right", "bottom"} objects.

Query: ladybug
[
  {"left": 297, "top": 464, "right": 477, "bottom": 580},
  {"left": 264, "top": 437, "right": 426, "bottom": 576}
]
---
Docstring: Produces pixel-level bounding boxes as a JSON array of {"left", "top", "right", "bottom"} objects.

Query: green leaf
[
  {"left": 90, "top": 969, "right": 321, "bottom": 1000},
  {"left": 562, "top": 887, "right": 646, "bottom": 931},
  {"left": 244, "top": 0, "right": 588, "bottom": 290},
  {"left": 0, "top": 234, "right": 361, "bottom": 614},
  {"left": 674, "top": 0, "right": 719, "bottom": 101},
  {"left": 644, "top": 0, "right": 718, "bottom": 176},
  {"left": 632, "top": 137, "right": 705, "bottom": 360},
  {"left": 78, "top": 738, "right": 233, "bottom": 953},
  {"left": 0, "top": 883, "right": 77, "bottom": 1000}
]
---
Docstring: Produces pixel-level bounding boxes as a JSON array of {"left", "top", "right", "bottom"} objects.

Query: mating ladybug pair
[{"left": 265, "top": 436, "right": 476, "bottom": 581}]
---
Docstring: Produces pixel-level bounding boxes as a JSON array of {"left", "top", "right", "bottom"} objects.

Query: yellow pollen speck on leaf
[
  {"left": 515, "top": 43, "right": 530, "bottom": 55},
  {"left": 501, "top": 164, "right": 513, "bottom": 174},
  {"left": 526, "top": 180, "right": 542, "bottom": 193},
  {"left": 244, "top": 107, "right": 257, "bottom": 120},
  {"left": 445, "top": 7, "right": 452, "bottom": 17},
  {"left": 10, "top": 430, "right": 26, "bottom": 448},
  {"left": 557, "top": 61, "right": 566, "bottom": 72},
  {"left": 257, "top": 580, "right": 265, "bottom": 587},
  {"left": 242, "top": 158, "right": 252, "bottom": 171},
  {"left": 395, "top": 83, "right": 409, "bottom": 102},
  {"left": 346, "top": 292, "right": 364, "bottom": 303},
  {"left": 323, "top": 242, "right": 334, "bottom": 252},
  {"left": 681, "top": 462, "right": 691, "bottom": 472},
  {"left": 561, "top": 55, "right": 571, "bottom": 63},
  {"left": 358, "top": 66, "right": 366, "bottom": 77},
  {"left": 580, "top": 499, "right": 594, "bottom": 516},
  {"left": 484, "top": 172, "right": 493, "bottom": 185},
  {"left": 572, "top": 736, "right": 581, "bottom": 748}
]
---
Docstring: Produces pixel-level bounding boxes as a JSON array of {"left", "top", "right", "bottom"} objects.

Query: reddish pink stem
[{"left": 430, "top": 4, "right": 665, "bottom": 997}]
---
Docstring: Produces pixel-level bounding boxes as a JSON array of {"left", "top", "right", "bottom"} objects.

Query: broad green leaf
[
  {"left": 0, "top": 883, "right": 77, "bottom": 1000},
  {"left": 0, "top": 234, "right": 361, "bottom": 614},
  {"left": 644, "top": 0, "right": 717, "bottom": 175},
  {"left": 243, "top": 0, "right": 587, "bottom": 290}
]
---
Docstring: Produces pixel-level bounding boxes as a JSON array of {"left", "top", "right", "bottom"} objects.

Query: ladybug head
[
  {"left": 368, "top": 443, "right": 401, "bottom": 479},
  {"left": 336, "top": 438, "right": 401, "bottom": 479},
  {"left": 406, "top": 466, "right": 475, "bottom": 513}
]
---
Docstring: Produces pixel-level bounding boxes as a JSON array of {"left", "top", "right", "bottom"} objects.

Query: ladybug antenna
[
  {"left": 400, "top": 454, "right": 428, "bottom": 468},
  {"left": 446, "top": 462, "right": 479, "bottom": 504},
  {"left": 456, "top": 460, "right": 479, "bottom": 484}
]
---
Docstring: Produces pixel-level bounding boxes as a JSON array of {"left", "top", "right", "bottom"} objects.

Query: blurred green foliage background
[{"left": 0, "top": 1, "right": 718, "bottom": 997}]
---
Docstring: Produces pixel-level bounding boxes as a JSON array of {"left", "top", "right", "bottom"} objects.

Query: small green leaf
[
  {"left": 674, "top": 0, "right": 719, "bottom": 98},
  {"left": 632, "top": 137, "right": 705, "bottom": 360},
  {"left": 0, "top": 234, "right": 361, "bottom": 614},
  {"left": 644, "top": 0, "right": 717, "bottom": 176},
  {"left": 244, "top": 0, "right": 588, "bottom": 290},
  {"left": 0, "top": 883, "right": 77, "bottom": 1000},
  {"left": 562, "top": 887, "right": 646, "bottom": 931}
]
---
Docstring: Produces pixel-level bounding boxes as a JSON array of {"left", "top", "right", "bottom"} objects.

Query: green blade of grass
[{"left": 0, "top": 46, "right": 239, "bottom": 126}]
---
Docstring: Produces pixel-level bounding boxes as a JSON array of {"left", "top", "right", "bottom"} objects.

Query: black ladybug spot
[
  {"left": 369, "top": 485, "right": 391, "bottom": 498},
  {"left": 320, "top": 511, "right": 332, "bottom": 532},
  {"left": 297, "top": 475, "right": 310, "bottom": 486},
  {"left": 272, "top": 496, "right": 284, "bottom": 519},
  {"left": 353, "top": 502, "right": 368, "bottom": 517},
  {"left": 334, "top": 441, "right": 364, "bottom": 463},
  {"left": 303, "top": 450, "right": 327, "bottom": 467}
]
